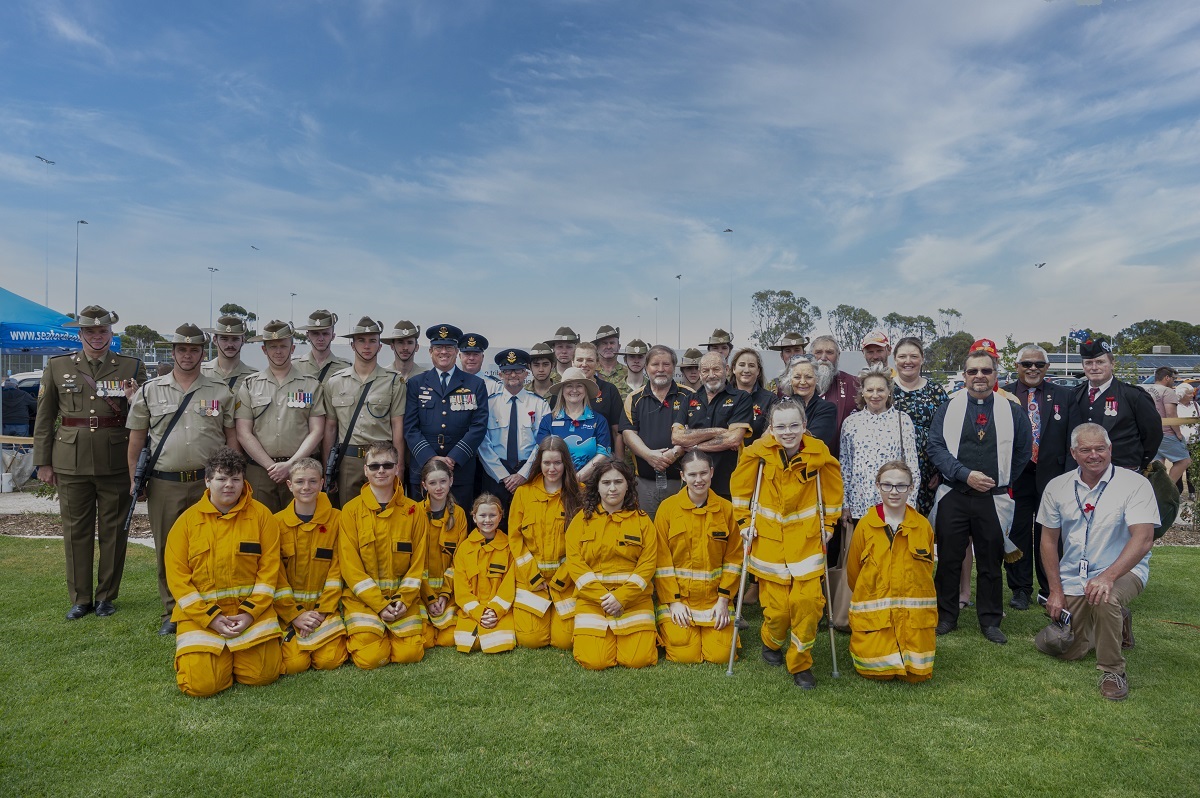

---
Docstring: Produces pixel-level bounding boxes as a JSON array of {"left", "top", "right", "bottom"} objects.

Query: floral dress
[
  {"left": 839, "top": 407, "right": 921, "bottom": 520},
  {"left": 893, "top": 380, "right": 948, "bottom": 515}
]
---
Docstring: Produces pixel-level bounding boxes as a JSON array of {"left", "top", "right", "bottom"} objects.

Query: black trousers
[
  {"left": 934, "top": 490, "right": 1005, "bottom": 629},
  {"left": 1004, "top": 470, "right": 1050, "bottom": 599}
]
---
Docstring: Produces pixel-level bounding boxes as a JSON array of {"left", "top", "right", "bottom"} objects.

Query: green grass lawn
[{"left": 2, "top": 536, "right": 1198, "bottom": 798}]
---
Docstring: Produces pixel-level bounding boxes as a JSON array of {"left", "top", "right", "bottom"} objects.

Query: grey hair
[
  {"left": 1070, "top": 422, "right": 1112, "bottom": 449},
  {"left": 810, "top": 335, "right": 839, "bottom": 353},
  {"left": 1177, "top": 383, "right": 1195, "bottom": 398},
  {"left": 1017, "top": 343, "right": 1049, "bottom": 361},
  {"left": 646, "top": 344, "right": 678, "bottom": 368}
]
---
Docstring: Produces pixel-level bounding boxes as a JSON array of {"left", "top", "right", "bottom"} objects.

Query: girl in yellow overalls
[
  {"left": 418, "top": 459, "right": 466, "bottom": 648},
  {"left": 452, "top": 494, "right": 516, "bottom": 654}
]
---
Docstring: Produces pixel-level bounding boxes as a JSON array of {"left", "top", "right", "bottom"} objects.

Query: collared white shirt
[
  {"left": 1037, "top": 464, "right": 1157, "bottom": 595},
  {"left": 1087, "top": 377, "right": 1114, "bottom": 398},
  {"left": 478, "top": 388, "right": 550, "bottom": 481}
]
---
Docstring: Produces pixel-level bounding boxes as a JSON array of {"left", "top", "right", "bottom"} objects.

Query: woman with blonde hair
[{"left": 509, "top": 436, "right": 583, "bottom": 649}]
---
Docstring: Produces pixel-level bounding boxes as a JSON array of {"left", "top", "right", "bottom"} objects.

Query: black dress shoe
[
  {"left": 981, "top": 626, "right": 1008, "bottom": 645},
  {"left": 793, "top": 669, "right": 817, "bottom": 690},
  {"left": 1009, "top": 590, "right": 1030, "bottom": 611},
  {"left": 761, "top": 645, "right": 784, "bottom": 666},
  {"left": 95, "top": 601, "right": 116, "bottom": 617},
  {"left": 935, "top": 620, "right": 956, "bottom": 636},
  {"left": 735, "top": 617, "right": 749, "bottom": 630},
  {"left": 66, "top": 603, "right": 94, "bottom": 620},
  {"left": 158, "top": 620, "right": 177, "bottom": 636}
]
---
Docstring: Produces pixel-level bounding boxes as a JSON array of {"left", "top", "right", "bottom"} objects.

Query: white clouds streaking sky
[{"left": 1, "top": 0, "right": 1197, "bottom": 354}]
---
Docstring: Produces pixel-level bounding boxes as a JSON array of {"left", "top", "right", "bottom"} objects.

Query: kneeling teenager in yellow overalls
[
  {"left": 453, "top": 494, "right": 516, "bottom": 653},
  {"left": 166, "top": 447, "right": 283, "bottom": 697},
  {"left": 274, "top": 457, "right": 348, "bottom": 674}
]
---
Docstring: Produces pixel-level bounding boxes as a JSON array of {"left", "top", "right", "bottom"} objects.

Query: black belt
[
  {"left": 152, "top": 469, "right": 205, "bottom": 483},
  {"left": 342, "top": 445, "right": 369, "bottom": 459}
]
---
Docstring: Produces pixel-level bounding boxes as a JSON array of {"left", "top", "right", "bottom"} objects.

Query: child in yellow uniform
[
  {"left": 566, "top": 457, "right": 658, "bottom": 670},
  {"left": 846, "top": 461, "right": 936, "bottom": 682},
  {"left": 274, "top": 458, "right": 348, "bottom": 674},
  {"left": 730, "top": 398, "right": 843, "bottom": 690},
  {"left": 165, "top": 447, "right": 283, "bottom": 697},
  {"left": 508, "top": 436, "right": 583, "bottom": 650},
  {"left": 418, "top": 459, "right": 467, "bottom": 648},
  {"left": 337, "top": 442, "right": 429, "bottom": 669},
  {"left": 654, "top": 451, "right": 742, "bottom": 664},
  {"left": 452, "top": 494, "right": 517, "bottom": 653}
]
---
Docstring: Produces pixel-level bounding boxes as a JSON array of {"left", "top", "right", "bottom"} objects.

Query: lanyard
[{"left": 1072, "top": 465, "right": 1114, "bottom": 560}]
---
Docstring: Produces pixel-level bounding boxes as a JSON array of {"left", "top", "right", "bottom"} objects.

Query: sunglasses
[
  {"left": 366, "top": 462, "right": 397, "bottom": 472},
  {"left": 1017, "top": 361, "right": 1048, "bottom": 369},
  {"left": 965, "top": 368, "right": 995, "bottom": 376}
]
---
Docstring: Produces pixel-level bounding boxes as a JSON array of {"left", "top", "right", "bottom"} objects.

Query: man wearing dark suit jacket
[
  {"left": 1002, "top": 345, "right": 1071, "bottom": 609},
  {"left": 1068, "top": 337, "right": 1162, "bottom": 472},
  {"left": 403, "top": 324, "right": 490, "bottom": 508}
]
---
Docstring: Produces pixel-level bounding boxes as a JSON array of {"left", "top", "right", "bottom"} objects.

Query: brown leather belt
[
  {"left": 61, "top": 416, "right": 126, "bottom": 429},
  {"left": 151, "top": 469, "right": 205, "bottom": 483}
]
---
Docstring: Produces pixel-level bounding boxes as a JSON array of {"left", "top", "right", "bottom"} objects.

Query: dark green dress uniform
[{"left": 33, "top": 306, "right": 147, "bottom": 615}]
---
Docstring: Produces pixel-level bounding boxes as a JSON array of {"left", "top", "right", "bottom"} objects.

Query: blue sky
[{"left": 2, "top": 0, "right": 1199, "bottom": 358}]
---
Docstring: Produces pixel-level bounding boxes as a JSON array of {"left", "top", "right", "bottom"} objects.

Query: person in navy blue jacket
[{"left": 404, "top": 324, "right": 490, "bottom": 508}]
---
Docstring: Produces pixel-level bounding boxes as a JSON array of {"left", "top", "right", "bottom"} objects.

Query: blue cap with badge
[
  {"left": 459, "top": 333, "right": 489, "bottom": 353},
  {"left": 427, "top": 324, "right": 464, "bottom": 347},
  {"left": 494, "top": 348, "right": 531, "bottom": 371}
]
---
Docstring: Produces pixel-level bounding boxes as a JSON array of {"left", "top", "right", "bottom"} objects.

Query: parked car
[
  {"left": 10, "top": 370, "right": 43, "bottom": 400},
  {"left": 1048, "top": 376, "right": 1084, "bottom": 389}
]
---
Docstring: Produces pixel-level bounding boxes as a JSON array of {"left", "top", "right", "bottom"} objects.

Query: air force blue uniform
[{"left": 404, "top": 366, "right": 490, "bottom": 506}]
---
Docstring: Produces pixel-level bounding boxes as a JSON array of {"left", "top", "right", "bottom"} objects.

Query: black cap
[
  {"left": 1079, "top": 337, "right": 1113, "bottom": 359},
  {"left": 427, "top": 324, "right": 464, "bottom": 347},
  {"left": 459, "top": 333, "right": 489, "bottom": 353},
  {"left": 494, "top": 348, "right": 531, "bottom": 371}
]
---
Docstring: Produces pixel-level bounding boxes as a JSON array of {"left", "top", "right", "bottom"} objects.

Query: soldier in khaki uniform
[
  {"left": 201, "top": 315, "right": 256, "bottom": 393},
  {"left": 382, "top": 320, "right": 428, "bottom": 382},
  {"left": 235, "top": 320, "right": 326, "bottom": 513},
  {"left": 547, "top": 326, "right": 580, "bottom": 382},
  {"left": 701, "top": 328, "right": 734, "bottom": 364},
  {"left": 34, "top": 305, "right": 147, "bottom": 621},
  {"left": 618, "top": 338, "right": 649, "bottom": 400},
  {"left": 593, "top": 325, "right": 627, "bottom": 388},
  {"left": 321, "top": 317, "right": 407, "bottom": 508},
  {"left": 765, "top": 332, "right": 809, "bottom": 394},
  {"left": 679, "top": 348, "right": 704, "bottom": 393},
  {"left": 293, "top": 310, "right": 350, "bottom": 384},
  {"left": 528, "top": 342, "right": 556, "bottom": 398},
  {"left": 127, "top": 323, "right": 239, "bottom": 634}
]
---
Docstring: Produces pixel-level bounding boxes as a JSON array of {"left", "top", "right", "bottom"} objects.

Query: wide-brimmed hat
[
  {"left": 680, "top": 348, "right": 704, "bottom": 368},
  {"left": 427, "top": 323, "right": 463, "bottom": 347},
  {"left": 251, "top": 319, "right": 295, "bottom": 342},
  {"left": 592, "top": 324, "right": 620, "bottom": 343},
  {"left": 339, "top": 317, "right": 384, "bottom": 338},
  {"left": 546, "top": 367, "right": 598, "bottom": 398},
  {"left": 204, "top": 315, "right": 250, "bottom": 337},
  {"left": 494, "top": 348, "right": 531, "bottom": 371},
  {"left": 380, "top": 320, "right": 421, "bottom": 342},
  {"left": 768, "top": 332, "right": 809, "bottom": 351},
  {"left": 299, "top": 310, "right": 338, "bottom": 331},
  {"left": 1034, "top": 620, "right": 1075, "bottom": 656},
  {"left": 529, "top": 341, "right": 555, "bottom": 360},
  {"left": 621, "top": 339, "right": 649, "bottom": 356},
  {"left": 168, "top": 323, "right": 209, "bottom": 346},
  {"left": 701, "top": 328, "right": 733, "bottom": 347},
  {"left": 65, "top": 304, "right": 118, "bottom": 328},
  {"left": 459, "top": 333, "right": 489, "bottom": 353},
  {"left": 546, "top": 326, "right": 580, "bottom": 344}
]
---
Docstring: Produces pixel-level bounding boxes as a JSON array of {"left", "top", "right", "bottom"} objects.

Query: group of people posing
[{"left": 33, "top": 307, "right": 1168, "bottom": 700}]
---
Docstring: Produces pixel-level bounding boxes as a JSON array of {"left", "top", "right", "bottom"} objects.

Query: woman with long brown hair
[
  {"left": 418, "top": 458, "right": 467, "bottom": 648},
  {"left": 508, "top": 436, "right": 583, "bottom": 649},
  {"left": 566, "top": 457, "right": 658, "bottom": 670}
]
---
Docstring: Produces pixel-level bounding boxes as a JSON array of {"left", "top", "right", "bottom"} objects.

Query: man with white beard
[
  {"left": 671, "top": 352, "right": 752, "bottom": 500},
  {"left": 809, "top": 335, "right": 859, "bottom": 442}
]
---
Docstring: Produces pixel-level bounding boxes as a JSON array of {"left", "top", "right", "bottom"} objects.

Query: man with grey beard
[
  {"left": 671, "top": 352, "right": 752, "bottom": 500},
  {"left": 809, "top": 335, "right": 859, "bottom": 441}
]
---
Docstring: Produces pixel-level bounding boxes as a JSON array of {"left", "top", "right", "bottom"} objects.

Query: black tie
[
  {"left": 441, "top": 371, "right": 449, "bottom": 393},
  {"left": 507, "top": 396, "right": 520, "bottom": 464}
]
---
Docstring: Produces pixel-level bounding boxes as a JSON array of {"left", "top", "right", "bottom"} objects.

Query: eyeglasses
[
  {"left": 964, "top": 368, "right": 995, "bottom": 376},
  {"left": 878, "top": 482, "right": 912, "bottom": 493},
  {"left": 771, "top": 423, "right": 804, "bottom": 434},
  {"left": 366, "top": 462, "right": 397, "bottom": 471},
  {"left": 1017, "top": 361, "right": 1048, "bottom": 369}
]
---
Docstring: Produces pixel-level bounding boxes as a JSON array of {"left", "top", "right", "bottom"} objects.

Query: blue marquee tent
[{"left": 0, "top": 285, "right": 121, "bottom": 355}]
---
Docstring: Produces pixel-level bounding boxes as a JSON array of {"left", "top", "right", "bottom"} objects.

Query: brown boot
[
  {"left": 743, "top": 581, "right": 760, "bottom": 605},
  {"left": 1099, "top": 671, "right": 1129, "bottom": 701},
  {"left": 1121, "top": 607, "right": 1134, "bottom": 650}
]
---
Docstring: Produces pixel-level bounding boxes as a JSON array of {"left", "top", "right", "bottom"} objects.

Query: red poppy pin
[
  {"left": 975, "top": 413, "right": 988, "bottom": 426},
  {"left": 318, "top": 525, "right": 327, "bottom": 534},
  {"left": 528, "top": 410, "right": 536, "bottom": 421},
  {"left": 690, "top": 399, "right": 700, "bottom": 408},
  {"left": 1084, "top": 503, "right": 1095, "bottom": 514},
  {"left": 753, "top": 404, "right": 762, "bottom": 417},
  {"left": 407, "top": 505, "right": 416, "bottom": 515}
]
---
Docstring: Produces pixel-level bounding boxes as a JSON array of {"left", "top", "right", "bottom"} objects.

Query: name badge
[{"left": 1078, "top": 559, "right": 1089, "bottom": 580}]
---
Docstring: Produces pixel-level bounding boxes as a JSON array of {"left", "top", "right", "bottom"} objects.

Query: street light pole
[
  {"left": 723, "top": 229, "right": 733, "bottom": 334},
  {"left": 36, "top": 156, "right": 55, "bottom": 305},
  {"left": 290, "top": 293, "right": 298, "bottom": 324},
  {"left": 675, "top": 275, "right": 682, "bottom": 350},
  {"left": 74, "top": 220, "right": 88, "bottom": 318},
  {"left": 654, "top": 297, "right": 659, "bottom": 344},
  {"left": 207, "top": 267, "right": 220, "bottom": 359}
]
